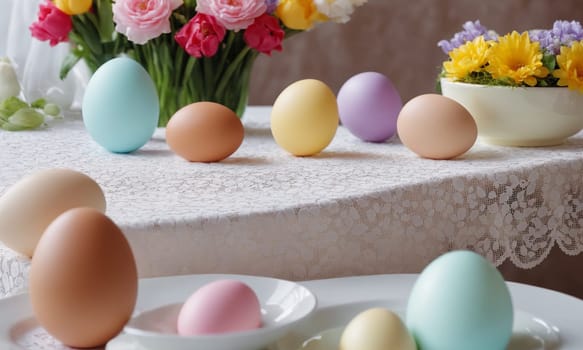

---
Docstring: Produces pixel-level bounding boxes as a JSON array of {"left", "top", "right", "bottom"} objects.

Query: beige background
[{"left": 249, "top": 0, "right": 583, "bottom": 105}]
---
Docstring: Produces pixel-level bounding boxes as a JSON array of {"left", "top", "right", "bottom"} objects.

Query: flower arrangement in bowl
[
  {"left": 30, "top": 0, "right": 367, "bottom": 126},
  {"left": 438, "top": 20, "right": 583, "bottom": 146}
]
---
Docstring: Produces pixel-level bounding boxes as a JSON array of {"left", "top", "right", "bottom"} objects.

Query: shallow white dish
[
  {"left": 0, "top": 274, "right": 582, "bottom": 349},
  {"left": 271, "top": 301, "right": 560, "bottom": 350},
  {"left": 113, "top": 274, "right": 317, "bottom": 350}
]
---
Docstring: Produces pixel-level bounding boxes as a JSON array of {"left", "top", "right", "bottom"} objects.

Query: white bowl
[
  {"left": 440, "top": 78, "right": 583, "bottom": 146},
  {"left": 106, "top": 274, "right": 317, "bottom": 350}
]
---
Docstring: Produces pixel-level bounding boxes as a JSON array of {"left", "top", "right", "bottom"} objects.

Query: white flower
[
  {"left": 314, "top": 0, "right": 355, "bottom": 24},
  {"left": 0, "top": 57, "right": 21, "bottom": 101}
]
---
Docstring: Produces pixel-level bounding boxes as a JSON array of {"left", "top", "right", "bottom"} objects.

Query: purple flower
[
  {"left": 530, "top": 20, "right": 583, "bottom": 54},
  {"left": 265, "top": 0, "right": 278, "bottom": 14},
  {"left": 438, "top": 20, "right": 498, "bottom": 54}
]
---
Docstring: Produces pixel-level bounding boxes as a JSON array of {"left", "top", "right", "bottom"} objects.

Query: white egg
[{"left": 0, "top": 169, "right": 105, "bottom": 257}]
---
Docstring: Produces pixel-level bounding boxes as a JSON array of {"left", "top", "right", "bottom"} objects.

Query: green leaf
[
  {"left": 95, "top": 0, "right": 115, "bottom": 42},
  {"left": 31, "top": 98, "right": 47, "bottom": 109},
  {"left": 0, "top": 109, "right": 9, "bottom": 122},
  {"left": 0, "top": 96, "right": 28, "bottom": 116},
  {"left": 542, "top": 54, "right": 556, "bottom": 72},
  {"left": 8, "top": 108, "right": 44, "bottom": 129},
  {"left": 1, "top": 121, "right": 27, "bottom": 131},
  {"left": 43, "top": 103, "right": 61, "bottom": 116},
  {"left": 60, "top": 53, "right": 82, "bottom": 80},
  {"left": 173, "top": 12, "right": 188, "bottom": 25},
  {"left": 73, "top": 15, "right": 103, "bottom": 55}
]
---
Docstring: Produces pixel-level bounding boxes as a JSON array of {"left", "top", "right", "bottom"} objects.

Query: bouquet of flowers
[
  {"left": 438, "top": 20, "right": 583, "bottom": 93},
  {"left": 30, "top": 0, "right": 366, "bottom": 126}
]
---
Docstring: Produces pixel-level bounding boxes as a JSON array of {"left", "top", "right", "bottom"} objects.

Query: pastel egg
[
  {"left": 177, "top": 279, "right": 262, "bottom": 335},
  {"left": 0, "top": 168, "right": 105, "bottom": 257},
  {"left": 406, "top": 250, "right": 513, "bottom": 350},
  {"left": 340, "top": 308, "right": 416, "bottom": 350},
  {"left": 166, "top": 102, "right": 244, "bottom": 162},
  {"left": 397, "top": 94, "right": 477, "bottom": 159},
  {"left": 30, "top": 208, "right": 138, "bottom": 348},
  {"left": 338, "top": 72, "right": 402, "bottom": 142},
  {"left": 83, "top": 57, "right": 159, "bottom": 153},
  {"left": 271, "top": 79, "right": 339, "bottom": 156}
]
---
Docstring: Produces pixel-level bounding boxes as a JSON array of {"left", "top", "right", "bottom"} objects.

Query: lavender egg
[{"left": 337, "top": 72, "right": 402, "bottom": 142}]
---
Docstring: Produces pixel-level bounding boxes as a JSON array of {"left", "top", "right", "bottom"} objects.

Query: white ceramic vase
[{"left": 440, "top": 78, "right": 583, "bottom": 147}]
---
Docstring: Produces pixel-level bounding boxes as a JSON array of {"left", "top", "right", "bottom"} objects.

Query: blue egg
[
  {"left": 82, "top": 57, "right": 159, "bottom": 153},
  {"left": 406, "top": 251, "right": 513, "bottom": 350}
]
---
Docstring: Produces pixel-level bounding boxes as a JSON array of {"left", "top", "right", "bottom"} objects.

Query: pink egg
[
  {"left": 177, "top": 280, "right": 262, "bottom": 336},
  {"left": 337, "top": 72, "right": 402, "bottom": 142}
]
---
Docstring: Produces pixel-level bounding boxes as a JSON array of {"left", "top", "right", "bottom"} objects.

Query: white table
[{"left": 1, "top": 107, "right": 582, "bottom": 298}]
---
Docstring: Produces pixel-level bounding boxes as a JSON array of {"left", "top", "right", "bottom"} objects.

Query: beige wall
[{"left": 249, "top": 0, "right": 583, "bottom": 105}]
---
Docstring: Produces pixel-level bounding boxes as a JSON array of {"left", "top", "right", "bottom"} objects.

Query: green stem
[{"left": 215, "top": 46, "right": 251, "bottom": 98}]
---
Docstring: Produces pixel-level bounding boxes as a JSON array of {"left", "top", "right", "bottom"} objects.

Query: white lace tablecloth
[{"left": 1, "top": 106, "right": 582, "bottom": 298}]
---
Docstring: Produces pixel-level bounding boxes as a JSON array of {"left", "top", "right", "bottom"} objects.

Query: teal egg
[
  {"left": 82, "top": 57, "right": 159, "bottom": 153},
  {"left": 406, "top": 251, "right": 513, "bottom": 350}
]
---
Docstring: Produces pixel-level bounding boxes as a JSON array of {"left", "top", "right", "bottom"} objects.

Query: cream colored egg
[
  {"left": 397, "top": 94, "right": 477, "bottom": 160},
  {"left": 0, "top": 169, "right": 106, "bottom": 257},
  {"left": 271, "top": 79, "right": 339, "bottom": 156},
  {"left": 340, "top": 308, "right": 416, "bottom": 350}
]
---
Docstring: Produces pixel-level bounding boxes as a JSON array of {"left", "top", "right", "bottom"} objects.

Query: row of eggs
[
  {"left": 0, "top": 169, "right": 513, "bottom": 349},
  {"left": 83, "top": 57, "right": 478, "bottom": 161}
]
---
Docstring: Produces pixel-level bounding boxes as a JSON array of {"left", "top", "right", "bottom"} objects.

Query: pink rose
[
  {"left": 29, "top": 0, "right": 72, "bottom": 47},
  {"left": 244, "top": 14, "right": 284, "bottom": 55},
  {"left": 196, "top": 0, "right": 267, "bottom": 31},
  {"left": 113, "top": 0, "right": 183, "bottom": 44},
  {"left": 175, "top": 14, "right": 226, "bottom": 58}
]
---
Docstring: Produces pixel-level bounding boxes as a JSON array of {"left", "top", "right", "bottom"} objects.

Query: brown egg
[
  {"left": 29, "top": 208, "right": 137, "bottom": 348},
  {"left": 397, "top": 94, "right": 477, "bottom": 160},
  {"left": 166, "top": 102, "right": 244, "bottom": 162}
]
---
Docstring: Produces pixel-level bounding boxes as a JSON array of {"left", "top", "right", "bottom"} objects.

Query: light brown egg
[
  {"left": 397, "top": 94, "right": 478, "bottom": 160},
  {"left": 29, "top": 208, "right": 137, "bottom": 348},
  {"left": 0, "top": 168, "right": 106, "bottom": 257},
  {"left": 166, "top": 102, "right": 244, "bottom": 162}
]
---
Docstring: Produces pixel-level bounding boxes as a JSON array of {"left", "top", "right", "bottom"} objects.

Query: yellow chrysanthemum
[
  {"left": 443, "top": 36, "right": 490, "bottom": 80},
  {"left": 486, "top": 31, "right": 549, "bottom": 86},
  {"left": 553, "top": 41, "right": 583, "bottom": 93}
]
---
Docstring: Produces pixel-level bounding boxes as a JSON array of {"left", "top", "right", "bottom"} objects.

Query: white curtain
[{"left": 0, "top": 0, "right": 88, "bottom": 110}]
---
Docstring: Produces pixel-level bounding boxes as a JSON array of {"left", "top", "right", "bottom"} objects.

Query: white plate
[
  {"left": 0, "top": 274, "right": 317, "bottom": 350},
  {"left": 0, "top": 274, "right": 582, "bottom": 350},
  {"left": 270, "top": 301, "right": 560, "bottom": 350}
]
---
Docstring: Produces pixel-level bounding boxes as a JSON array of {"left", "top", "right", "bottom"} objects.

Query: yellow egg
[
  {"left": 271, "top": 79, "right": 339, "bottom": 156},
  {"left": 340, "top": 308, "right": 416, "bottom": 350},
  {"left": 0, "top": 169, "right": 106, "bottom": 257}
]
